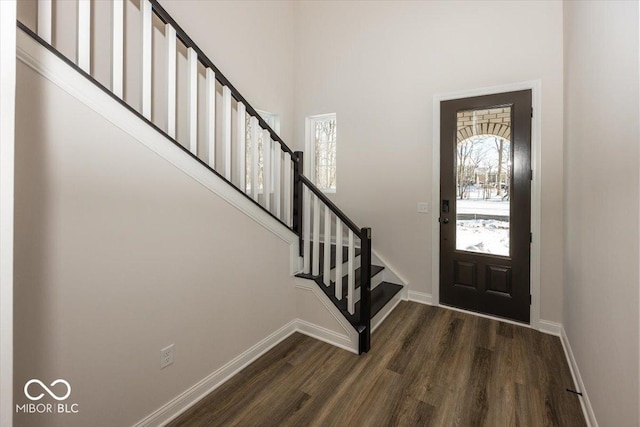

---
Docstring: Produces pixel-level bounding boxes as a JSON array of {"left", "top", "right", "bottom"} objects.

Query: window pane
[
  {"left": 244, "top": 118, "right": 264, "bottom": 192},
  {"left": 312, "top": 115, "right": 337, "bottom": 191},
  {"left": 245, "top": 114, "right": 252, "bottom": 192},
  {"left": 316, "top": 165, "right": 328, "bottom": 189},
  {"left": 247, "top": 112, "right": 279, "bottom": 193},
  {"left": 455, "top": 107, "right": 512, "bottom": 256}
]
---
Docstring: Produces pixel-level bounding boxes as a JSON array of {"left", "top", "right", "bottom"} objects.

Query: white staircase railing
[{"left": 33, "top": 0, "right": 296, "bottom": 230}]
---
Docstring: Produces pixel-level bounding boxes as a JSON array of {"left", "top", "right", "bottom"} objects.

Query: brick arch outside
[{"left": 456, "top": 107, "right": 511, "bottom": 142}]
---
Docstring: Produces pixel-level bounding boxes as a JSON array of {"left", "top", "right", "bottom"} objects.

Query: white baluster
[
  {"left": 165, "top": 24, "right": 176, "bottom": 138},
  {"left": 312, "top": 195, "right": 320, "bottom": 276},
  {"left": 283, "top": 153, "right": 292, "bottom": 226},
  {"left": 205, "top": 68, "right": 216, "bottom": 166},
  {"left": 37, "top": 0, "right": 52, "bottom": 44},
  {"left": 274, "top": 146, "right": 281, "bottom": 219},
  {"left": 77, "top": 0, "right": 91, "bottom": 73},
  {"left": 250, "top": 117, "right": 259, "bottom": 201},
  {"left": 335, "top": 219, "right": 343, "bottom": 299},
  {"left": 323, "top": 206, "right": 331, "bottom": 286},
  {"left": 111, "top": 0, "right": 124, "bottom": 98},
  {"left": 347, "top": 229, "right": 355, "bottom": 314},
  {"left": 187, "top": 48, "right": 198, "bottom": 154},
  {"left": 222, "top": 86, "right": 232, "bottom": 180},
  {"left": 303, "top": 186, "right": 311, "bottom": 274},
  {"left": 237, "top": 102, "right": 246, "bottom": 190},
  {"left": 140, "top": 0, "right": 152, "bottom": 117},
  {"left": 263, "top": 130, "right": 271, "bottom": 211}
]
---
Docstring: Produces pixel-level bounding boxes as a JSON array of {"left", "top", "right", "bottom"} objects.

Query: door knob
[{"left": 441, "top": 218, "right": 449, "bottom": 224}]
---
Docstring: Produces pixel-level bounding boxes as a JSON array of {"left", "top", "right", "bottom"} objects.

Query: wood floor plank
[{"left": 168, "top": 302, "right": 587, "bottom": 427}]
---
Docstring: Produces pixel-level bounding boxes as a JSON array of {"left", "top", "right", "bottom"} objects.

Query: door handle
[{"left": 440, "top": 218, "right": 449, "bottom": 224}]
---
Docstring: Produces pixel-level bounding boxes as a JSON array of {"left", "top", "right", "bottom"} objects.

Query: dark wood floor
[{"left": 169, "top": 302, "right": 586, "bottom": 427}]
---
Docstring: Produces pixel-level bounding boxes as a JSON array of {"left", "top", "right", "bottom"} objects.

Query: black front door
[{"left": 439, "top": 90, "right": 532, "bottom": 323}]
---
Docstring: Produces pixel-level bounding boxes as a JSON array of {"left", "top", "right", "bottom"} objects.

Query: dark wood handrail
[
  {"left": 299, "top": 175, "right": 362, "bottom": 238},
  {"left": 151, "top": 0, "right": 296, "bottom": 159}
]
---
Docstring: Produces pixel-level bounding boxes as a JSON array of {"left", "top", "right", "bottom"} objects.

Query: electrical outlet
[
  {"left": 417, "top": 202, "right": 429, "bottom": 214},
  {"left": 160, "top": 344, "right": 174, "bottom": 369}
]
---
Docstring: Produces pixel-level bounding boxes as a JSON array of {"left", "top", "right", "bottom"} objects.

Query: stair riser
[
  {"left": 319, "top": 271, "right": 383, "bottom": 303},
  {"left": 349, "top": 274, "right": 384, "bottom": 304}
]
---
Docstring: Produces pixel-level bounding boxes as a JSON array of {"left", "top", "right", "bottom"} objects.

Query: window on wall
[
  {"left": 306, "top": 113, "right": 337, "bottom": 193},
  {"left": 245, "top": 110, "right": 280, "bottom": 193}
]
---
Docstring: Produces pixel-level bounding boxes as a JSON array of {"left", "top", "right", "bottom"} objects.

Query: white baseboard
[
  {"left": 295, "top": 318, "right": 357, "bottom": 354},
  {"left": 407, "top": 290, "right": 433, "bottom": 305},
  {"left": 294, "top": 278, "right": 357, "bottom": 347},
  {"left": 134, "top": 316, "right": 358, "bottom": 427},
  {"left": 560, "top": 327, "right": 598, "bottom": 427},
  {"left": 134, "top": 320, "right": 298, "bottom": 427},
  {"left": 407, "top": 292, "right": 565, "bottom": 340},
  {"left": 538, "top": 319, "right": 562, "bottom": 336},
  {"left": 404, "top": 293, "right": 596, "bottom": 426}
]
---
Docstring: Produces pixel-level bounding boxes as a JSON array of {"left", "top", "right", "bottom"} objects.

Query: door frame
[{"left": 431, "top": 80, "right": 541, "bottom": 329}]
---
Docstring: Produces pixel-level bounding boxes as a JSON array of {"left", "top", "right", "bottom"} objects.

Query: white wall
[
  {"left": 293, "top": 0, "right": 564, "bottom": 323},
  {"left": 13, "top": 46, "right": 297, "bottom": 427},
  {"left": 563, "top": 1, "right": 640, "bottom": 426}
]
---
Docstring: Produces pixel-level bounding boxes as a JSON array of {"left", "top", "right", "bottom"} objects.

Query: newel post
[
  {"left": 359, "top": 227, "right": 372, "bottom": 353},
  {"left": 293, "top": 151, "right": 304, "bottom": 256}
]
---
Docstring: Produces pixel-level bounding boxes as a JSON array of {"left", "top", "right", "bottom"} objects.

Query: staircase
[
  {"left": 18, "top": 0, "right": 403, "bottom": 354},
  {"left": 298, "top": 246, "right": 403, "bottom": 332}
]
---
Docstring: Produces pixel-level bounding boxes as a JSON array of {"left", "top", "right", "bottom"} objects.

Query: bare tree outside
[
  {"left": 245, "top": 112, "right": 279, "bottom": 193},
  {"left": 314, "top": 117, "right": 337, "bottom": 191},
  {"left": 245, "top": 115, "right": 265, "bottom": 192},
  {"left": 494, "top": 137, "right": 504, "bottom": 196},
  {"left": 456, "top": 136, "right": 492, "bottom": 199}
]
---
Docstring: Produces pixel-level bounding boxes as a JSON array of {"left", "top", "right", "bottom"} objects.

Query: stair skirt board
[
  {"left": 297, "top": 239, "right": 405, "bottom": 338},
  {"left": 295, "top": 278, "right": 359, "bottom": 353}
]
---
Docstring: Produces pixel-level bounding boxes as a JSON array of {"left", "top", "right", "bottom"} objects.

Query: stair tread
[{"left": 356, "top": 282, "right": 403, "bottom": 319}]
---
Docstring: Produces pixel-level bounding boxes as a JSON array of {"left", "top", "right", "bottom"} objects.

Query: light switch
[{"left": 417, "top": 202, "right": 429, "bottom": 214}]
